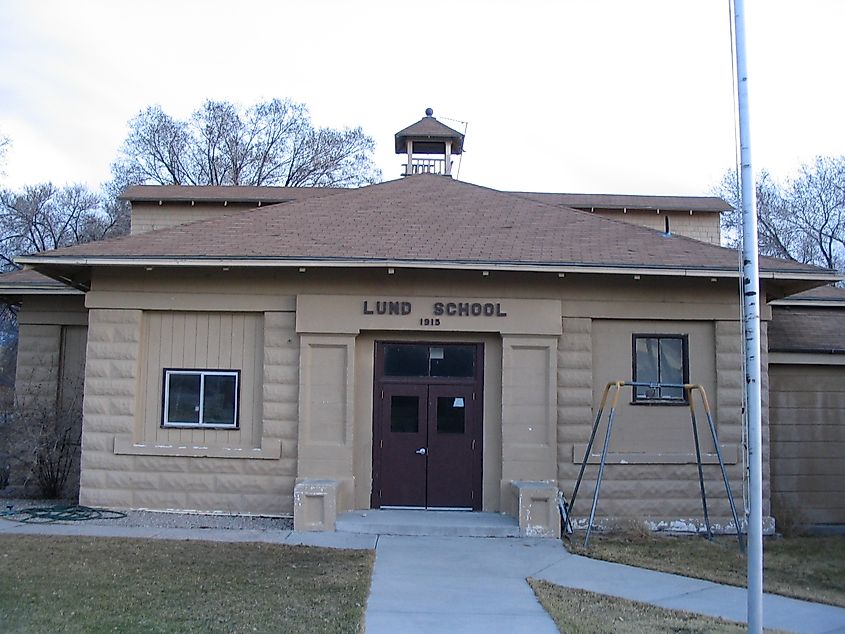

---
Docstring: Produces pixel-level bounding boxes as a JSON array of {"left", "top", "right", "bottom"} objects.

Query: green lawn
[
  {"left": 0, "top": 535, "right": 373, "bottom": 633},
  {"left": 567, "top": 533, "right": 845, "bottom": 607}
]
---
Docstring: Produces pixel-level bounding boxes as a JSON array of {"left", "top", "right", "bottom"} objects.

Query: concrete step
[{"left": 336, "top": 509, "right": 521, "bottom": 538}]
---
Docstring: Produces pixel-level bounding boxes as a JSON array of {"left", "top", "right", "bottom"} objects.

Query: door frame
[{"left": 371, "top": 341, "right": 484, "bottom": 510}]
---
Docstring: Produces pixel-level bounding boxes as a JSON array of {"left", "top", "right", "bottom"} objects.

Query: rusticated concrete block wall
[
  {"left": 79, "top": 308, "right": 142, "bottom": 509},
  {"left": 556, "top": 317, "right": 593, "bottom": 494},
  {"left": 79, "top": 309, "right": 300, "bottom": 516},
  {"left": 261, "top": 311, "right": 300, "bottom": 514}
]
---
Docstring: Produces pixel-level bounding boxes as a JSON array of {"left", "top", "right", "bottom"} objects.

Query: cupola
[{"left": 395, "top": 108, "right": 465, "bottom": 177}]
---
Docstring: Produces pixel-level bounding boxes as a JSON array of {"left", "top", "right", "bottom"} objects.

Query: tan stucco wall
[
  {"left": 596, "top": 210, "right": 721, "bottom": 245},
  {"left": 590, "top": 320, "right": 718, "bottom": 453},
  {"left": 556, "top": 316, "right": 755, "bottom": 527},
  {"left": 76, "top": 267, "right": 759, "bottom": 523},
  {"left": 130, "top": 202, "right": 250, "bottom": 234},
  {"left": 130, "top": 202, "right": 722, "bottom": 246}
]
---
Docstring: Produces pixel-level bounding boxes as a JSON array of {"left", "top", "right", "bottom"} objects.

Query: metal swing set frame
[{"left": 566, "top": 381, "right": 744, "bottom": 550}]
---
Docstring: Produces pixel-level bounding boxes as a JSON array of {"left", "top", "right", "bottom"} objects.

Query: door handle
[{"left": 415, "top": 447, "right": 427, "bottom": 455}]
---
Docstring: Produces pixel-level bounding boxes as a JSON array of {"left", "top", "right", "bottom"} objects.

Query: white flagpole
[{"left": 732, "top": 0, "right": 764, "bottom": 631}]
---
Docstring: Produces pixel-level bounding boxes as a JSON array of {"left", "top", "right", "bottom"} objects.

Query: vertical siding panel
[
  {"left": 207, "top": 314, "right": 220, "bottom": 368},
  {"left": 251, "top": 316, "right": 264, "bottom": 448},
  {"left": 241, "top": 315, "right": 256, "bottom": 446},
  {"left": 164, "top": 313, "right": 181, "bottom": 444},
  {"left": 141, "top": 311, "right": 262, "bottom": 450},
  {"left": 221, "top": 313, "right": 234, "bottom": 367},
  {"left": 150, "top": 312, "right": 165, "bottom": 443},
  {"left": 195, "top": 314, "right": 209, "bottom": 367},
  {"left": 136, "top": 316, "right": 148, "bottom": 440},
  {"left": 193, "top": 314, "right": 209, "bottom": 445},
  {"left": 178, "top": 313, "right": 190, "bottom": 445},
  {"left": 141, "top": 313, "right": 152, "bottom": 442},
  {"left": 227, "top": 315, "right": 243, "bottom": 446}
]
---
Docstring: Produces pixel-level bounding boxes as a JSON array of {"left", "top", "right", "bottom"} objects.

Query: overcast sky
[{"left": 0, "top": 0, "right": 842, "bottom": 196}]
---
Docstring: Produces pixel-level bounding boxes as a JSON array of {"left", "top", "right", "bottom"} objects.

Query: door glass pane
[
  {"left": 390, "top": 395, "right": 419, "bottom": 433},
  {"left": 436, "top": 396, "right": 465, "bottom": 434},
  {"left": 384, "top": 345, "right": 429, "bottom": 377},
  {"left": 430, "top": 345, "right": 475, "bottom": 378},
  {"left": 203, "top": 374, "right": 237, "bottom": 426},
  {"left": 167, "top": 374, "right": 200, "bottom": 424}
]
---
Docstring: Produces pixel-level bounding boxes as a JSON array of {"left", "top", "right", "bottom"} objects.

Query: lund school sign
[
  {"left": 363, "top": 299, "right": 507, "bottom": 325},
  {"left": 294, "top": 295, "right": 562, "bottom": 336}
]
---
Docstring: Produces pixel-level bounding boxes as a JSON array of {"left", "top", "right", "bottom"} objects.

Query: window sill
[
  {"left": 113, "top": 436, "right": 282, "bottom": 459},
  {"left": 161, "top": 424, "right": 240, "bottom": 430},
  {"left": 629, "top": 400, "right": 689, "bottom": 407},
  {"left": 572, "top": 444, "right": 738, "bottom": 465}
]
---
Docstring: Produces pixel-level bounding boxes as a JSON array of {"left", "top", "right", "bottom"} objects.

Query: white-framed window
[
  {"left": 632, "top": 334, "right": 689, "bottom": 403},
  {"left": 162, "top": 369, "right": 240, "bottom": 428}
]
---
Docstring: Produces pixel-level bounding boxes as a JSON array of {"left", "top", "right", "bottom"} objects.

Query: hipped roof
[
  {"left": 770, "top": 285, "right": 845, "bottom": 305},
  {"left": 17, "top": 175, "right": 838, "bottom": 285}
]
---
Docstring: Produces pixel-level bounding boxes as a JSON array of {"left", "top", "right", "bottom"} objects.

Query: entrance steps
[{"left": 336, "top": 509, "right": 521, "bottom": 538}]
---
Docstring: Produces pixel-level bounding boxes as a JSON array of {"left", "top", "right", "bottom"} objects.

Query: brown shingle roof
[
  {"left": 514, "top": 192, "right": 731, "bottom": 213},
  {"left": 0, "top": 269, "right": 81, "bottom": 295},
  {"left": 769, "top": 307, "right": 845, "bottom": 353},
  {"left": 120, "top": 185, "right": 342, "bottom": 204},
  {"left": 777, "top": 285, "right": 845, "bottom": 303},
  {"left": 15, "top": 174, "right": 835, "bottom": 277}
]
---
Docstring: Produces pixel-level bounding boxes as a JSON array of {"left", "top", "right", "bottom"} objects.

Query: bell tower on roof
[{"left": 395, "top": 108, "right": 465, "bottom": 177}]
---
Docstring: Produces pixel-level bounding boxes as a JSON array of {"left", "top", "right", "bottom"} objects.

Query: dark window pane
[
  {"left": 659, "top": 338, "right": 684, "bottom": 398},
  {"left": 634, "top": 336, "right": 687, "bottom": 401},
  {"left": 390, "top": 395, "right": 419, "bottom": 433},
  {"left": 167, "top": 374, "right": 200, "bottom": 424},
  {"left": 203, "top": 374, "right": 237, "bottom": 426},
  {"left": 635, "top": 338, "right": 659, "bottom": 398},
  {"left": 384, "top": 345, "right": 429, "bottom": 377},
  {"left": 430, "top": 346, "right": 475, "bottom": 378},
  {"left": 436, "top": 396, "right": 465, "bottom": 434}
]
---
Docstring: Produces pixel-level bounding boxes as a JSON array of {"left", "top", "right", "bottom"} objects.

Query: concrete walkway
[
  {"left": 2, "top": 517, "right": 844, "bottom": 633},
  {"left": 365, "top": 535, "right": 561, "bottom": 633}
]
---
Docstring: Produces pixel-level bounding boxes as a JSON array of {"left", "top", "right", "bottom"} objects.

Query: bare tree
[
  {"left": 0, "top": 132, "right": 9, "bottom": 177},
  {"left": 0, "top": 183, "right": 121, "bottom": 270},
  {"left": 714, "top": 156, "right": 845, "bottom": 274},
  {"left": 112, "top": 98, "right": 381, "bottom": 188},
  {"left": 788, "top": 156, "right": 845, "bottom": 271}
]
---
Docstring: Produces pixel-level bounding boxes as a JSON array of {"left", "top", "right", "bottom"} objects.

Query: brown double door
[{"left": 372, "top": 343, "right": 483, "bottom": 511}]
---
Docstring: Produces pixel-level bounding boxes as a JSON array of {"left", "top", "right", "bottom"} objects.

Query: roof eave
[
  {"left": 0, "top": 285, "right": 83, "bottom": 296},
  {"left": 15, "top": 254, "right": 843, "bottom": 283}
]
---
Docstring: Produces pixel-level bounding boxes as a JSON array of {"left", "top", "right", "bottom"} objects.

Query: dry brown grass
[
  {"left": 0, "top": 535, "right": 373, "bottom": 633},
  {"left": 567, "top": 533, "right": 845, "bottom": 607},
  {"left": 529, "top": 579, "right": 789, "bottom": 634}
]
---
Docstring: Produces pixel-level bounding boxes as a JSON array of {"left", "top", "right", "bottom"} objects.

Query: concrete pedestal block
[
  {"left": 293, "top": 479, "right": 339, "bottom": 532},
  {"left": 510, "top": 480, "right": 561, "bottom": 538}
]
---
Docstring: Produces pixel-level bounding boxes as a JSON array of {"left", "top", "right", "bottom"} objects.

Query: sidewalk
[{"left": 2, "top": 517, "right": 844, "bottom": 634}]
